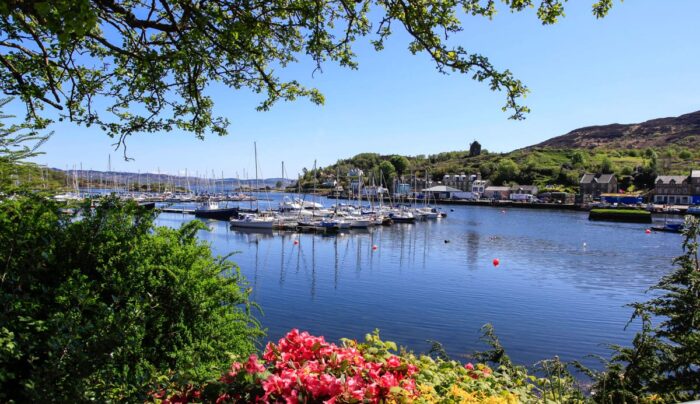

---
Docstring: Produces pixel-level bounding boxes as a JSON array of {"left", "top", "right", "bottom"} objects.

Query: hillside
[
  {"left": 532, "top": 110, "right": 700, "bottom": 149},
  {"left": 303, "top": 110, "right": 700, "bottom": 193}
]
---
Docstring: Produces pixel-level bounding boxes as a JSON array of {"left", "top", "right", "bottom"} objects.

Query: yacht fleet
[{"left": 229, "top": 196, "right": 446, "bottom": 232}]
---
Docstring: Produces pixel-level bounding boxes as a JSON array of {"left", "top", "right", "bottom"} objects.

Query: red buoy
[
  {"left": 645, "top": 229, "right": 651, "bottom": 234},
  {"left": 372, "top": 245, "right": 378, "bottom": 251},
  {"left": 293, "top": 240, "right": 299, "bottom": 245},
  {"left": 493, "top": 258, "right": 500, "bottom": 267}
]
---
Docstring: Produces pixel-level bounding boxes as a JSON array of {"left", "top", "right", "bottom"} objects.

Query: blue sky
[{"left": 24, "top": 1, "right": 700, "bottom": 178}]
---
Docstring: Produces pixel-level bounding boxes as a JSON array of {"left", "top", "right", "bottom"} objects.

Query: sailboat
[{"left": 231, "top": 142, "right": 276, "bottom": 230}]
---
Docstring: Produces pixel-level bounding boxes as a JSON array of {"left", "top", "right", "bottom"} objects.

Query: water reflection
[{"left": 155, "top": 197, "right": 682, "bottom": 369}]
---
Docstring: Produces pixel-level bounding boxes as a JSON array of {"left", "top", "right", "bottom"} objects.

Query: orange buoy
[
  {"left": 493, "top": 258, "right": 500, "bottom": 267},
  {"left": 645, "top": 229, "right": 651, "bottom": 234}
]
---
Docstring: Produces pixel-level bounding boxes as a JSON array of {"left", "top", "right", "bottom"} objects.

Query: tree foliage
[
  {"left": 494, "top": 158, "right": 519, "bottom": 184},
  {"left": 389, "top": 154, "right": 409, "bottom": 178},
  {"left": 0, "top": 0, "right": 615, "bottom": 149},
  {"left": 378, "top": 160, "right": 396, "bottom": 184},
  {"left": 0, "top": 97, "right": 50, "bottom": 165},
  {"left": 0, "top": 196, "right": 262, "bottom": 401}
]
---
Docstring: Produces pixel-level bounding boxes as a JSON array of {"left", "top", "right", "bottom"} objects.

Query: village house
[
  {"left": 653, "top": 170, "right": 700, "bottom": 205},
  {"left": 692, "top": 170, "right": 700, "bottom": 199},
  {"left": 422, "top": 185, "right": 462, "bottom": 200},
  {"left": 442, "top": 173, "right": 470, "bottom": 191},
  {"left": 483, "top": 186, "right": 511, "bottom": 200},
  {"left": 406, "top": 173, "right": 434, "bottom": 192},
  {"left": 471, "top": 179, "right": 489, "bottom": 195},
  {"left": 579, "top": 173, "right": 618, "bottom": 199}
]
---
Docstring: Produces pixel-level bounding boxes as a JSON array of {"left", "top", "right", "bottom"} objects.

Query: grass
[{"left": 590, "top": 208, "right": 650, "bottom": 215}]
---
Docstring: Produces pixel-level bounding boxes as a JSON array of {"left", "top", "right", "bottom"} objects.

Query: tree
[
  {"left": 0, "top": 97, "right": 50, "bottom": 165},
  {"left": 469, "top": 140, "right": 482, "bottom": 157},
  {"left": 389, "top": 155, "right": 409, "bottom": 179},
  {"left": 600, "top": 156, "right": 614, "bottom": 174},
  {"left": 571, "top": 151, "right": 585, "bottom": 166},
  {"left": 0, "top": 196, "right": 263, "bottom": 401},
  {"left": 378, "top": 160, "right": 396, "bottom": 190},
  {"left": 275, "top": 180, "right": 283, "bottom": 189},
  {"left": 494, "top": 158, "right": 519, "bottom": 184},
  {"left": 0, "top": 1, "right": 616, "bottom": 149}
]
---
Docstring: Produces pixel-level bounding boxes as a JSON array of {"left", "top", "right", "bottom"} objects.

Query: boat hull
[
  {"left": 230, "top": 220, "right": 274, "bottom": 229},
  {"left": 194, "top": 207, "right": 239, "bottom": 221}
]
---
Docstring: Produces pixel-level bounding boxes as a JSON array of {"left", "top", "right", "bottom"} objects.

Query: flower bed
[{"left": 151, "top": 329, "right": 547, "bottom": 403}]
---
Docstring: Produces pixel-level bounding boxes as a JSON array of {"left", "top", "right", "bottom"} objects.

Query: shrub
[{"left": 0, "top": 195, "right": 262, "bottom": 401}]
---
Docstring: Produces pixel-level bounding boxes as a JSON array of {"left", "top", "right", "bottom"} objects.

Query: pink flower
[
  {"left": 465, "top": 362, "right": 474, "bottom": 370},
  {"left": 379, "top": 372, "right": 399, "bottom": 390},
  {"left": 386, "top": 356, "right": 401, "bottom": 368},
  {"left": 245, "top": 354, "right": 265, "bottom": 374},
  {"left": 406, "top": 364, "right": 418, "bottom": 377}
]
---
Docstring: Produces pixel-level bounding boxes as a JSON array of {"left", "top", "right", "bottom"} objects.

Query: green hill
[{"left": 301, "top": 111, "right": 700, "bottom": 193}]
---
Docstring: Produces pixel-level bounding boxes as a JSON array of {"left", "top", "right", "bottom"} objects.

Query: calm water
[{"left": 155, "top": 193, "right": 682, "bottom": 370}]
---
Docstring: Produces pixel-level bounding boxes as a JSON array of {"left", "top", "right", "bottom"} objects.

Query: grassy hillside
[
  {"left": 301, "top": 110, "right": 700, "bottom": 193},
  {"left": 301, "top": 145, "right": 700, "bottom": 193}
]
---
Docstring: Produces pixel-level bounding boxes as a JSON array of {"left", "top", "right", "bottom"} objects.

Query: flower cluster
[
  {"left": 258, "top": 329, "right": 418, "bottom": 403},
  {"left": 464, "top": 362, "right": 493, "bottom": 380},
  {"left": 154, "top": 329, "right": 419, "bottom": 403}
]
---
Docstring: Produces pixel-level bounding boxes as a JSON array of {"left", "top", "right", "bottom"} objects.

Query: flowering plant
[
  {"left": 152, "top": 329, "right": 569, "bottom": 403},
  {"left": 154, "top": 329, "right": 419, "bottom": 403}
]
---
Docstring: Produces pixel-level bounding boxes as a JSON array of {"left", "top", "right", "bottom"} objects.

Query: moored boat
[
  {"left": 194, "top": 200, "right": 239, "bottom": 220},
  {"left": 230, "top": 213, "right": 275, "bottom": 229},
  {"left": 651, "top": 223, "right": 684, "bottom": 233}
]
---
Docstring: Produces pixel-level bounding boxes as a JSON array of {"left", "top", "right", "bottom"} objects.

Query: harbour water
[{"left": 155, "top": 192, "right": 682, "bottom": 370}]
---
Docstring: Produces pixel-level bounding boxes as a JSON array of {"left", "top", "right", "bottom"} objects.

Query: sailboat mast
[{"left": 254, "top": 142, "right": 258, "bottom": 189}]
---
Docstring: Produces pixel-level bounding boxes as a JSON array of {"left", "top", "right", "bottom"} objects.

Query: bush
[{"left": 0, "top": 195, "right": 262, "bottom": 401}]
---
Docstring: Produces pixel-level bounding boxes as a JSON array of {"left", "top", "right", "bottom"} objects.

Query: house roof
[
  {"left": 656, "top": 175, "right": 688, "bottom": 184},
  {"left": 422, "top": 185, "right": 462, "bottom": 192},
  {"left": 580, "top": 173, "right": 595, "bottom": 184},
  {"left": 691, "top": 170, "right": 700, "bottom": 178},
  {"left": 580, "top": 173, "right": 615, "bottom": 184},
  {"left": 510, "top": 185, "right": 538, "bottom": 192},
  {"left": 596, "top": 174, "right": 615, "bottom": 184},
  {"left": 485, "top": 186, "right": 511, "bottom": 192}
]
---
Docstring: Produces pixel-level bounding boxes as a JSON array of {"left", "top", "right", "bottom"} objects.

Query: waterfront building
[
  {"left": 407, "top": 173, "right": 434, "bottom": 191},
  {"left": 602, "top": 193, "right": 644, "bottom": 205},
  {"left": 653, "top": 170, "right": 700, "bottom": 205},
  {"left": 539, "top": 191, "right": 575, "bottom": 204},
  {"left": 471, "top": 179, "right": 489, "bottom": 195},
  {"left": 510, "top": 185, "right": 539, "bottom": 199},
  {"left": 580, "top": 173, "right": 618, "bottom": 199},
  {"left": 692, "top": 170, "right": 700, "bottom": 196},
  {"left": 484, "top": 186, "right": 511, "bottom": 200},
  {"left": 442, "top": 173, "right": 470, "bottom": 191},
  {"left": 395, "top": 183, "right": 412, "bottom": 195},
  {"left": 422, "top": 185, "right": 462, "bottom": 200}
]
